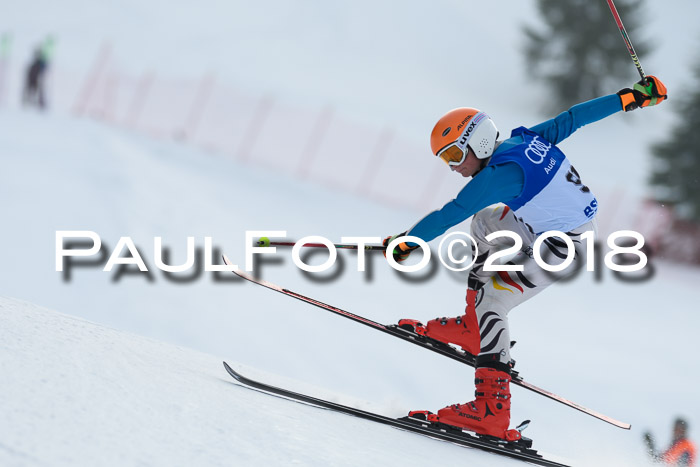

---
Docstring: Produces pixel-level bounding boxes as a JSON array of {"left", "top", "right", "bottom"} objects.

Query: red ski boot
[
  {"left": 435, "top": 366, "right": 520, "bottom": 440},
  {"left": 398, "top": 290, "right": 480, "bottom": 355}
]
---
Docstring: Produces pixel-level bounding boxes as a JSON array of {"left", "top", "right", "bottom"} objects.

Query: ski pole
[
  {"left": 605, "top": 0, "right": 647, "bottom": 83},
  {"left": 255, "top": 238, "right": 386, "bottom": 251}
]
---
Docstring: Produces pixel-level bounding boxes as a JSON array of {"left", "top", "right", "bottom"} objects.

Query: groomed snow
[{"left": 1, "top": 296, "right": 542, "bottom": 466}]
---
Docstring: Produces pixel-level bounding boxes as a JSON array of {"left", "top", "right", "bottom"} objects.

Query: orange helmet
[{"left": 430, "top": 108, "right": 499, "bottom": 166}]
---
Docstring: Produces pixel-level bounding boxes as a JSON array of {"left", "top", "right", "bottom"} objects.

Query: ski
[
  {"left": 223, "top": 362, "right": 569, "bottom": 467},
  {"left": 223, "top": 255, "right": 631, "bottom": 430}
]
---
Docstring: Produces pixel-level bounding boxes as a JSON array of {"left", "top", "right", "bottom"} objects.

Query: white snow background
[{"left": 2, "top": 1, "right": 700, "bottom": 466}]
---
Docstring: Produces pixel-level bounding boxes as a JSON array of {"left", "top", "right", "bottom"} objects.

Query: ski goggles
[
  {"left": 436, "top": 111, "right": 489, "bottom": 167},
  {"left": 437, "top": 143, "right": 469, "bottom": 167}
]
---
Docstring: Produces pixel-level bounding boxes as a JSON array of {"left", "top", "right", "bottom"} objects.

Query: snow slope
[
  {"left": 1, "top": 296, "right": 543, "bottom": 466},
  {"left": 2, "top": 108, "right": 700, "bottom": 466}
]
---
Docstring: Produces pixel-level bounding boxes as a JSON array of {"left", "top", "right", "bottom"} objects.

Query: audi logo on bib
[{"left": 524, "top": 136, "right": 552, "bottom": 164}]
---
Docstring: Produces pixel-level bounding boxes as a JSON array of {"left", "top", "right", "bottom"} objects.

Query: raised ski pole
[
  {"left": 255, "top": 237, "right": 386, "bottom": 251},
  {"left": 605, "top": 0, "right": 648, "bottom": 84}
]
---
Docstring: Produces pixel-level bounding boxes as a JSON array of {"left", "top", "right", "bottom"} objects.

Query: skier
[
  {"left": 644, "top": 418, "right": 697, "bottom": 466},
  {"left": 22, "top": 46, "right": 49, "bottom": 109},
  {"left": 382, "top": 76, "right": 667, "bottom": 440}
]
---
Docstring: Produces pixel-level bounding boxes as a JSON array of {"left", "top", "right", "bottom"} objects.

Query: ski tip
[
  {"left": 223, "top": 362, "right": 251, "bottom": 387},
  {"left": 602, "top": 416, "right": 631, "bottom": 430},
  {"left": 609, "top": 420, "right": 631, "bottom": 430}
]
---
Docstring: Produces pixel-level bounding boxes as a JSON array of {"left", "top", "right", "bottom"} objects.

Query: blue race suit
[
  {"left": 407, "top": 94, "right": 622, "bottom": 241},
  {"left": 403, "top": 94, "right": 624, "bottom": 366}
]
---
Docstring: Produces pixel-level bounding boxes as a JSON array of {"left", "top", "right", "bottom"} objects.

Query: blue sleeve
[
  {"left": 529, "top": 94, "right": 622, "bottom": 144},
  {"left": 407, "top": 162, "right": 524, "bottom": 243}
]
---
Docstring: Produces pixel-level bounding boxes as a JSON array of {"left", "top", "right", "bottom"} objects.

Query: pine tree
[
  {"left": 522, "top": 0, "right": 650, "bottom": 113},
  {"left": 650, "top": 61, "right": 700, "bottom": 223}
]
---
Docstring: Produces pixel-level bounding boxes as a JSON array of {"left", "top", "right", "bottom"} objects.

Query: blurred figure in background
[
  {"left": 644, "top": 418, "right": 697, "bottom": 466},
  {"left": 22, "top": 37, "right": 55, "bottom": 110},
  {"left": 22, "top": 47, "right": 48, "bottom": 109}
]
